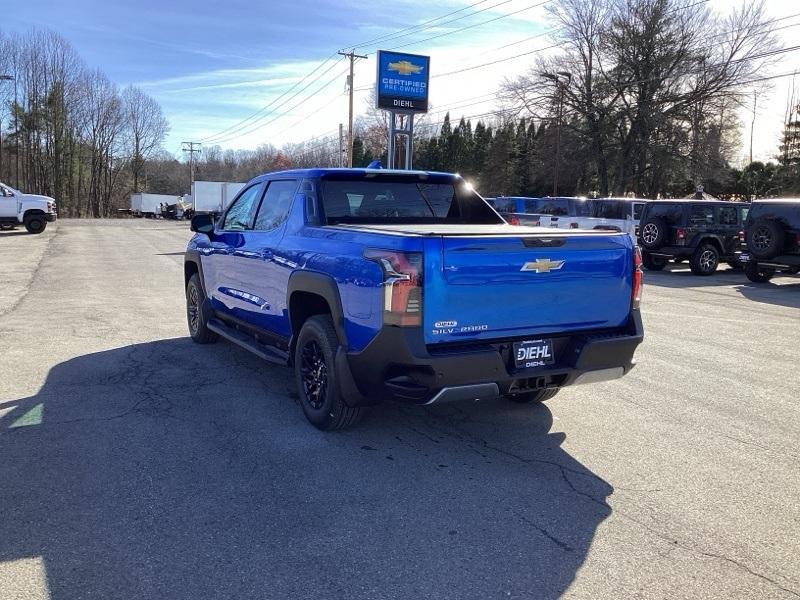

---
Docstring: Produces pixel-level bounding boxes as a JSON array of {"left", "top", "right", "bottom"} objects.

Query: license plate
[
  {"left": 513, "top": 339, "right": 555, "bottom": 369},
  {"left": 739, "top": 253, "right": 751, "bottom": 262}
]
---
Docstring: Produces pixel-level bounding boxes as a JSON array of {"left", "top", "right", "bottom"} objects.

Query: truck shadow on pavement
[{"left": 0, "top": 338, "right": 612, "bottom": 600}]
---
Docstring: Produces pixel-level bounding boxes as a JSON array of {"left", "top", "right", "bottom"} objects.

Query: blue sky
[{"left": 3, "top": 0, "right": 798, "bottom": 162}]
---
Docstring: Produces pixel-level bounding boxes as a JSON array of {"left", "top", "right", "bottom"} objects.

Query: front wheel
[
  {"left": 24, "top": 215, "right": 47, "bottom": 234},
  {"left": 186, "top": 274, "right": 219, "bottom": 344},
  {"left": 744, "top": 262, "right": 775, "bottom": 283},
  {"left": 294, "top": 315, "right": 363, "bottom": 431},
  {"left": 505, "top": 388, "right": 559, "bottom": 404},
  {"left": 690, "top": 244, "right": 719, "bottom": 276}
]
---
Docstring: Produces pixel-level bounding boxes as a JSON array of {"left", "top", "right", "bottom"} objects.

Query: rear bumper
[
  {"left": 735, "top": 251, "right": 800, "bottom": 268},
  {"left": 338, "top": 311, "right": 644, "bottom": 406}
]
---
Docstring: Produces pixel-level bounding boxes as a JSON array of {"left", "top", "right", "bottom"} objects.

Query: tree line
[{"left": 0, "top": 30, "right": 168, "bottom": 216}]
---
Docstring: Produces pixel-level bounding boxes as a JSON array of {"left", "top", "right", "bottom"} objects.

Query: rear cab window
[
  {"left": 523, "top": 197, "right": 590, "bottom": 217},
  {"left": 689, "top": 204, "right": 714, "bottom": 226},
  {"left": 318, "top": 174, "right": 502, "bottom": 225},
  {"left": 592, "top": 200, "right": 629, "bottom": 220}
]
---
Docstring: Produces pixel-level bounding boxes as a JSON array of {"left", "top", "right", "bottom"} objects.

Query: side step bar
[{"left": 207, "top": 318, "right": 289, "bottom": 366}]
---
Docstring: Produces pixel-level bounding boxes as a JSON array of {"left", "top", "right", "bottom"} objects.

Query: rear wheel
[
  {"left": 0, "top": 223, "right": 15, "bottom": 231},
  {"left": 690, "top": 244, "right": 719, "bottom": 276},
  {"left": 186, "top": 274, "right": 219, "bottom": 344},
  {"left": 744, "top": 262, "right": 775, "bottom": 283},
  {"left": 24, "top": 214, "right": 46, "bottom": 234},
  {"left": 294, "top": 315, "right": 363, "bottom": 431},
  {"left": 747, "top": 220, "right": 784, "bottom": 259},
  {"left": 505, "top": 388, "right": 559, "bottom": 404},
  {"left": 642, "top": 251, "right": 667, "bottom": 271},
  {"left": 640, "top": 217, "right": 668, "bottom": 250}
]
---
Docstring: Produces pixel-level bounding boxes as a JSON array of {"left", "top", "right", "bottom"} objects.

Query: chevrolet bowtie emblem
[
  {"left": 387, "top": 60, "right": 424, "bottom": 76},
  {"left": 521, "top": 259, "right": 566, "bottom": 273}
]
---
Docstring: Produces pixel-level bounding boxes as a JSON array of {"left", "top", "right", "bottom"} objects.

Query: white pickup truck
[{"left": 0, "top": 182, "right": 58, "bottom": 233}]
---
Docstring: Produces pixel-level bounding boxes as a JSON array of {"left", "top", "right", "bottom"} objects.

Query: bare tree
[{"left": 122, "top": 85, "right": 169, "bottom": 193}]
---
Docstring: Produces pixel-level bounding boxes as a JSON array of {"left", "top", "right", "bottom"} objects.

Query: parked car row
[
  {"left": 488, "top": 196, "right": 645, "bottom": 243},
  {"left": 489, "top": 194, "right": 799, "bottom": 282}
]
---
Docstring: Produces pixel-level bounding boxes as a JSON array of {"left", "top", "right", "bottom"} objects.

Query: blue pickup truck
[{"left": 184, "top": 168, "right": 644, "bottom": 430}]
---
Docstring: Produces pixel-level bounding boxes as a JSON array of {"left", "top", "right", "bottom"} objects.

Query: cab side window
[
  {"left": 717, "top": 205, "right": 737, "bottom": 226},
  {"left": 253, "top": 180, "right": 298, "bottom": 231},
  {"left": 222, "top": 184, "right": 263, "bottom": 231},
  {"left": 689, "top": 205, "right": 714, "bottom": 226}
]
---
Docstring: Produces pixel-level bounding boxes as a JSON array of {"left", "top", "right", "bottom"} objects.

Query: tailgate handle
[{"left": 522, "top": 238, "right": 566, "bottom": 248}]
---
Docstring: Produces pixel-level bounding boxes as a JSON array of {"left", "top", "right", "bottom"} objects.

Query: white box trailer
[
  {"left": 130, "top": 193, "right": 179, "bottom": 218},
  {"left": 190, "top": 181, "right": 246, "bottom": 215}
]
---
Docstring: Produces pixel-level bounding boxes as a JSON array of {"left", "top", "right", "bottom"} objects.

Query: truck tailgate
[{"left": 423, "top": 232, "right": 633, "bottom": 344}]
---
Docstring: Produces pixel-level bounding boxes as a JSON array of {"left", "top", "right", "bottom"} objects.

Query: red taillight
[
  {"left": 508, "top": 215, "right": 520, "bottom": 226},
  {"left": 676, "top": 228, "right": 686, "bottom": 239},
  {"left": 738, "top": 230, "right": 746, "bottom": 244},
  {"left": 632, "top": 246, "right": 643, "bottom": 309},
  {"left": 364, "top": 249, "right": 423, "bottom": 326}
]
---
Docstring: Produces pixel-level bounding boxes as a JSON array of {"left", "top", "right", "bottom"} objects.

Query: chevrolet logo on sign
[
  {"left": 387, "top": 60, "right": 424, "bottom": 76},
  {"left": 521, "top": 259, "right": 566, "bottom": 273}
]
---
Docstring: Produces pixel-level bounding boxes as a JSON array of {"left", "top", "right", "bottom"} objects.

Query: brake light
[
  {"left": 632, "top": 246, "right": 643, "bottom": 309},
  {"left": 569, "top": 222, "right": 579, "bottom": 229},
  {"left": 676, "top": 228, "right": 686, "bottom": 239},
  {"left": 508, "top": 215, "right": 520, "bottom": 226},
  {"left": 738, "top": 230, "right": 745, "bottom": 244},
  {"left": 364, "top": 250, "right": 423, "bottom": 326}
]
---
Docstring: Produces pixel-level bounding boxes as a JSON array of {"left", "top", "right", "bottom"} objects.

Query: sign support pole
[{"left": 387, "top": 112, "right": 414, "bottom": 170}]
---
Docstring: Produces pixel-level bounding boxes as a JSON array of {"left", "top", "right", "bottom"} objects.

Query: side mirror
[{"left": 190, "top": 213, "right": 215, "bottom": 235}]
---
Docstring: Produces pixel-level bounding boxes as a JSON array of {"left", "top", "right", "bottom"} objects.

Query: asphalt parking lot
[{"left": 1, "top": 219, "right": 799, "bottom": 600}]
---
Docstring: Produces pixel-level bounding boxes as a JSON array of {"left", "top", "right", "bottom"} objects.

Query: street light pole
[{"left": 0, "top": 75, "right": 13, "bottom": 182}]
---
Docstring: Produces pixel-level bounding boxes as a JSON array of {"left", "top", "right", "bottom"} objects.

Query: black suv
[
  {"left": 736, "top": 199, "right": 800, "bottom": 282},
  {"left": 638, "top": 200, "right": 750, "bottom": 275}
]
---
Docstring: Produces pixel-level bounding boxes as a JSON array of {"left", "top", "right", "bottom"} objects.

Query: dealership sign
[{"left": 376, "top": 50, "right": 430, "bottom": 113}]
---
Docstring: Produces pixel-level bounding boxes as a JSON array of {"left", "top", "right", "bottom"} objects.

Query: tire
[
  {"left": 506, "top": 388, "right": 559, "bottom": 404},
  {"left": 186, "top": 274, "right": 219, "bottom": 344},
  {"left": 690, "top": 243, "right": 719, "bottom": 276},
  {"left": 726, "top": 261, "right": 743, "bottom": 271},
  {"left": 0, "top": 223, "right": 16, "bottom": 231},
  {"left": 294, "top": 315, "right": 363, "bottom": 431},
  {"left": 642, "top": 251, "right": 667, "bottom": 271},
  {"left": 747, "top": 220, "right": 785, "bottom": 259},
  {"left": 744, "top": 262, "right": 775, "bottom": 283},
  {"left": 640, "top": 217, "right": 668, "bottom": 250},
  {"left": 24, "top": 214, "right": 46, "bottom": 234}
]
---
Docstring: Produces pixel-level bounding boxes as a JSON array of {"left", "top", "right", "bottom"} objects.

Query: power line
[{"left": 199, "top": 54, "right": 343, "bottom": 143}]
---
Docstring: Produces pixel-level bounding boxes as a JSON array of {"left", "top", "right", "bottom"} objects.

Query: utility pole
[
  {"left": 542, "top": 71, "right": 572, "bottom": 196},
  {"left": 338, "top": 50, "right": 367, "bottom": 168},
  {"left": 339, "top": 123, "right": 344, "bottom": 167},
  {"left": 749, "top": 91, "right": 757, "bottom": 165},
  {"left": 182, "top": 141, "right": 201, "bottom": 196}
]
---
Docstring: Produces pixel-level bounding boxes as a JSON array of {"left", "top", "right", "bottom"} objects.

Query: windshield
[{"left": 320, "top": 177, "right": 502, "bottom": 225}]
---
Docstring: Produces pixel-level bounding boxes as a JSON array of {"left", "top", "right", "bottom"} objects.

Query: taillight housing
[
  {"left": 632, "top": 246, "right": 643, "bottom": 309},
  {"left": 364, "top": 249, "right": 423, "bottom": 326},
  {"left": 569, "top": 222, "right": 579, "bottom": 229},
  {"left": 508, "top": 215, "right": 520, "bottom": 226},
  {"left": 675, "top": 228, "right": 687, "bottom": 245},
  {"left": 738, "top": 230, "right": 746, "bottom": 244}
]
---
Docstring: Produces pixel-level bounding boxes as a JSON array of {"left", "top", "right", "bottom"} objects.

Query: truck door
[
  {"left": 235, "top": 179, "right": 298, "bottom": 338},
  {"left": 200, "top": 182, "right": 264, "bottom": 317},
  {"left": 0, "top": 185, "right": 19, "bottom": 219}
]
